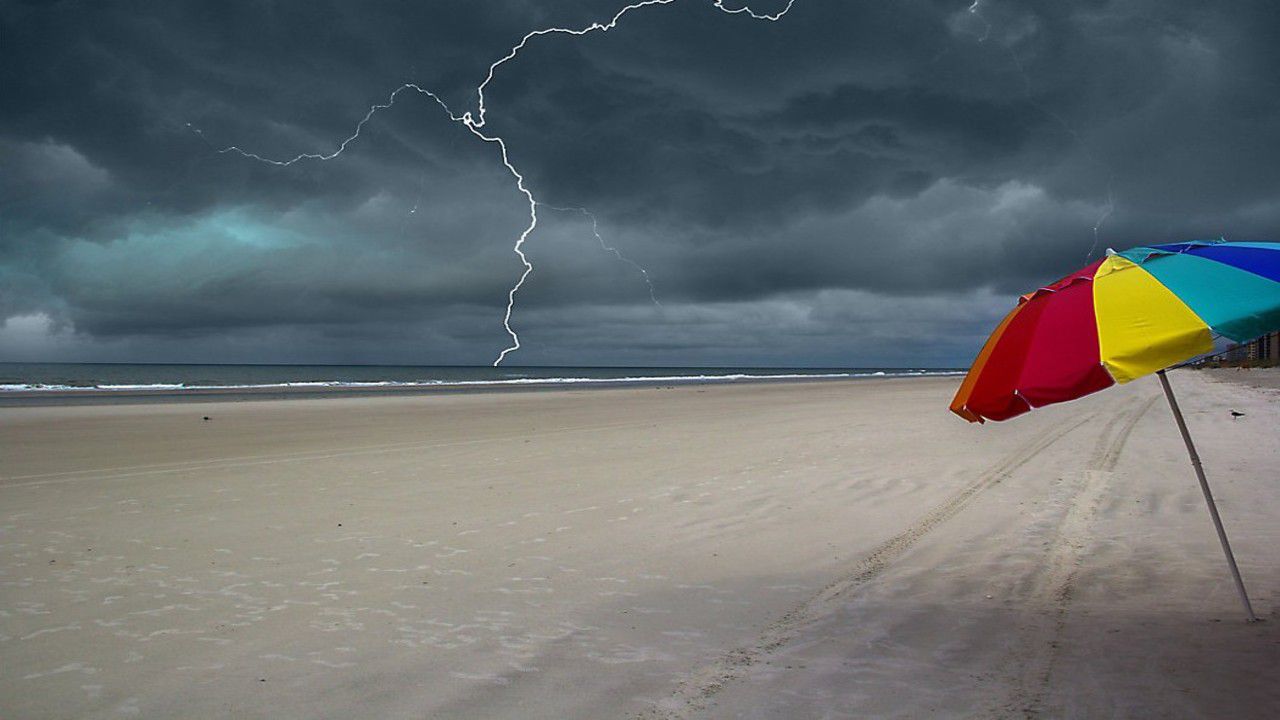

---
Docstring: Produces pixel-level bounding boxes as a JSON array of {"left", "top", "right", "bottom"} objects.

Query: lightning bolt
[
  {"left": 543, "top": 205, "right": 662, "bottom": 307},
  {"left": 216, "top": 0, "right": 795, "bottom": 365},
  {"left": 999, "top": 21, "right": 1119, "bottom": 265},
  {"left": 1087, "top": 178, "right": 1115, "bottom": 261},
  {"left": 967, "top": 0, "right": 991, "bottom": 43}
]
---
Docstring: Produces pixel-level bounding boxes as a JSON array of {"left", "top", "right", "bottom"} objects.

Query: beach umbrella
[{"left": 950, "top": 239, "right": 1280, "bottom": 621}]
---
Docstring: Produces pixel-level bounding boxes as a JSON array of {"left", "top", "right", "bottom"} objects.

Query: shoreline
[{"left": 0, "top": 371, "right": 960, "bottom": 407}]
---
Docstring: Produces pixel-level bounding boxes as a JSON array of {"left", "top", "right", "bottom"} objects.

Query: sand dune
[{"left": 1, "top": 373, "right": 1276, "bottom": 718}]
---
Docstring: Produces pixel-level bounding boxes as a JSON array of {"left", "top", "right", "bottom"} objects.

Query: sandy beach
[{"left": 2, "top": 372, "right": 1277, "bottom": 719}]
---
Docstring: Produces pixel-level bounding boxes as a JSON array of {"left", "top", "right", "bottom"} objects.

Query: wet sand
[{"left": 2, "top": 374, "right": 1277, "bottom": 718}]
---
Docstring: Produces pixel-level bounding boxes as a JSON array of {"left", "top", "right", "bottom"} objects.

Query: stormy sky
[{"left": 3, "top": 0, "right": 1279, "bottom": 367}]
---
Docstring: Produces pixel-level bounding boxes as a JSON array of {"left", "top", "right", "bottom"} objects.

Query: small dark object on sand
[
  {"left": 1230, "top": 410, "right": 1245, "bottom": 419},
  {"left": 202, "top": 416, "right": 210, "bottom": 421}
]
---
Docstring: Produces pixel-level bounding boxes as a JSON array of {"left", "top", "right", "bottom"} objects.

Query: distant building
[
  {"left": 1253, "top": 331, "right": 1278, "bottom": 363},
  {"left": 1205, "top": 331, "right": 1280, "bottom": 367}
]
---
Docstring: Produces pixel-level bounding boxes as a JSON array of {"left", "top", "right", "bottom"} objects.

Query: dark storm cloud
[{"left": 2, "top": 0, "right": 1279, "bottom": 365}]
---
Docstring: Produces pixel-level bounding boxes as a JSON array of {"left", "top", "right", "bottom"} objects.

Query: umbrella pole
[{"left": 1156, "top": 370, "right": 1259, "bottom": 622}]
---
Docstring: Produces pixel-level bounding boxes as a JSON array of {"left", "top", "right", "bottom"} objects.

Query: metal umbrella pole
[{"left": 1156, "top": 370, "right": 1259, "bottom": 622}]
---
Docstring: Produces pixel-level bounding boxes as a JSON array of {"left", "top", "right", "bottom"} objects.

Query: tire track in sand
[
  {"left": 639, "top": 411, "right": 1101, "bottom": 719},
  {"left": 1000, "top": 395, "right": 1156, "bottom": 719}
]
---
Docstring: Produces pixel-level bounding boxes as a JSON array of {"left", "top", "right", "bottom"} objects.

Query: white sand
[{"left": 1, "top": 373, "right": 1276, "bottom": 719}]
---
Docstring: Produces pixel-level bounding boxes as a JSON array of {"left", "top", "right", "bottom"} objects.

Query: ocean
[{"left": 0, "top": 363, "right": 962, "bottom": 396}]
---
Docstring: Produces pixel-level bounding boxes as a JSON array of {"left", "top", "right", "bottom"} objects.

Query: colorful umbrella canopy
[{"left": 951, "top": 240, "right": 1280, "bottom": 423}]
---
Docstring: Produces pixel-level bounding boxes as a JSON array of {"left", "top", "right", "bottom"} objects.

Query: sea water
[{"left": 0, "top": 363, "right": 962, "bottom": 394}]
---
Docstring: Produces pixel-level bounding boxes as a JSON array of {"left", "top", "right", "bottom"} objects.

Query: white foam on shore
[{"left": 0, "top": 370, "right": 962, "bottom": 393}]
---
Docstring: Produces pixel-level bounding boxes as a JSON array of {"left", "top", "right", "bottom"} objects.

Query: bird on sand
[{"left": 1230, "top": 410, "right": 1246, "bottom": 419}]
